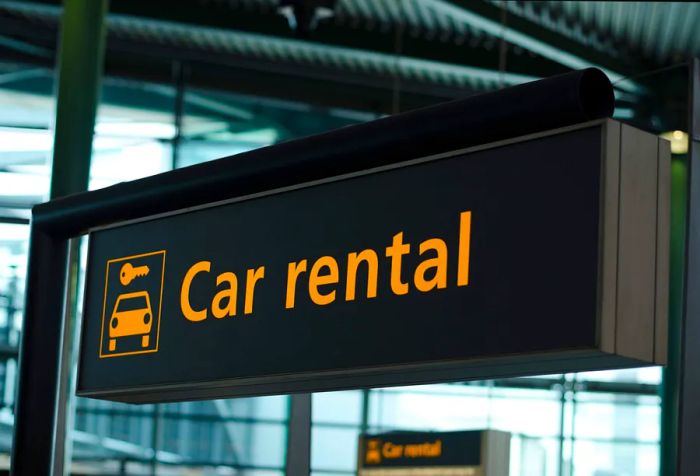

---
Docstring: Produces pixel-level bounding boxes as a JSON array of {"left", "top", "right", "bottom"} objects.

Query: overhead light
[
  {"left": 95, "top": 122, "right": 177, "bottom": 140},
  {"left": 660, "top": 130, "right": 689, "bottom": 155}
]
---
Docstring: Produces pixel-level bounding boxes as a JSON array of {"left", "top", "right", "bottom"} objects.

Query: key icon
[{"left": 120, "top": 262, "right": 150, "bottom": 286}]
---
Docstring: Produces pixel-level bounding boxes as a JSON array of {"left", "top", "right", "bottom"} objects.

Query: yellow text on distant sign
[
  {"left": 179, "top": 210, "right": 472, "bottom": 321},
  {"left": 366, "top": 438, "right": 443, "bottom": 463}
]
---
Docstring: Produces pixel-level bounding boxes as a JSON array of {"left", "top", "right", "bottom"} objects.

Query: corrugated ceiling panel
[
  {"left": 493, "top": 1, "right": 700, "bottom": 64},
  {"left": 483, "top": 2, "right": 686, "bottom": 79},
  {"left": 6, "top": 0, "right": 700, "bottom": 99}
]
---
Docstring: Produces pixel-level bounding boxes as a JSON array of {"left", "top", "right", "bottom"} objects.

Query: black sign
[
  {"left": 77, "top": 122, "right": 667, "bottom": 402},
  {"left": 359, "top": 431, "right": 482, "bottom": 469}
]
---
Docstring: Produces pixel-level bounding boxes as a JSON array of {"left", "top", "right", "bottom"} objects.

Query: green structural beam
[
  {"left": 14, "top": 0, "right": 108, "bottom": 475},
  {"left": 660, "top": 157, "right": 687, "bottom": 476},
  {"left": 662, "top": 58, "right": 700, "bottom": 476},
  {"left": 49, "top": 0, "right": 108, "bottom": 199},
  {"left": 50, "top": 0, "right": 108, "bottom": 473}
]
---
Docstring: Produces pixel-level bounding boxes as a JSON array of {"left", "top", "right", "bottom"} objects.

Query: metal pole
[
  {"left": 678, "top": 57, "right": 700, "bottom": 476},
  {"left": 569, "top": 376, "right": 578, "bottom": 476},
  {"left": 556, "top": 376, "right": 567, "bottom": 476},
  {"left": 10, "top": 230, "right": 69, "bottom": 475},
  {"left": 285, "top": 394, "right": 312, "bottom": 476},
  {"left": 360, "top": 389, "right": 370, "bottom": 435},
  {"left": 10, "top": 0, "right": 107, "bottom": 474},
  {"left": 150, "top": 404, "right": 161, "bottom": 476},
  {"left": 53, "top": 238, "right": 81, "bottom": 476},
  {"left": 171, "top": 61, "right": 186, "bottom": 170},
  {"left": 49, "top": 0, "right": 108, "bottom": 199},
  {"left": 659, "top": 157, "right": 688, "bottom": 474}
]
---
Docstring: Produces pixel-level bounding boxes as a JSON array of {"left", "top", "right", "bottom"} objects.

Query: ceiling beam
[
  {"left": 91, "top": 0, "right": 569, "bottom": 78},
  {"left": 0, "top": 16, "right": 490, "bottom": 115},
  {"left": 1, "top": 0, "right": 570, "bottom": 81},
  {"left": 429, "top": 0, "right": 646, "bottom": 94},
  {"left": 0, "top": 0, "right": 646, "bottom": 117},
  {"left": 0, "top": 34, "right": 51, "bottom": 59}
]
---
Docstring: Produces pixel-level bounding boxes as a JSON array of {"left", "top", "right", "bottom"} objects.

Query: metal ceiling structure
[
  {"left": 0, "top": 0, "right": 695, "bottom": 129},
  {"left": 496, "top": 1, "right": 700, "bottom": 65}
]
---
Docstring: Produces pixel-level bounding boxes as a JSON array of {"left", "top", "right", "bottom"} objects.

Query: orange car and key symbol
[
  {"left": 110, "top": 263, "right": 153, "bottom": 352},
  {"left": 100, "top": 251, "right": 166, "bottom": 358}
]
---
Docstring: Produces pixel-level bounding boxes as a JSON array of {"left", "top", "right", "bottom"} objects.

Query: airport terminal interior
[{"left": 0, "top": 1, "right": 698, "bottom": 475}]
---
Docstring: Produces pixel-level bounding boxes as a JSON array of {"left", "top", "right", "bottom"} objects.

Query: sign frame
[{"left": 75, "top": 119, "right": 669, "bottom": 403}]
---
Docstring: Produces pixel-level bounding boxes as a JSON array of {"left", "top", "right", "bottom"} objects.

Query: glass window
[
  {"left": 313, "top": 391, "right": 363, "bottom": 425},
  {"left": 311, "top": 426, "right": 359, "bottom": 473}
]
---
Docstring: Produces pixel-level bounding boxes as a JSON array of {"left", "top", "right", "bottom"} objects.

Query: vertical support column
[
  {"left": 286, "top": 393, "right": 312, "bottom": 476},
  {"left": 53, "top": 238, "right": 82, "bottom": 476},
  {"left": 150, "top": 404, "right": 161, "bottom": 476},
  {"left": 171, "top": 60, "right": 187, "bottom": 171},
  {"left": 556, "top": 376, "right": 567, "bottom": 476},
  {"left": 49, "top": 0, "right": 108, "bottom": 199},
  {"left": 660, "top": 157, "right": 688, "bottom": 476},
  {"left": 679, "top": 57, "right": 700, "bottom": 476},
  {"left": 360, "top": 389, "right": 370, "bottom": 435},
  {"left": 10, "top": 1, "right": 108, "bottom": 474},
  {"left": 10, "top": 229, "right": 69, "bottom": 475}
]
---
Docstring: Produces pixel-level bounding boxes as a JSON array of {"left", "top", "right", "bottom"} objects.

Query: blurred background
[{"left": 0, "top": 1, "right": 697, "bottom": 475}]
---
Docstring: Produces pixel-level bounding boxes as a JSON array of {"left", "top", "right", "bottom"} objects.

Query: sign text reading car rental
[
  {"left": 76, "top": 123, "right": 668, "bottom": 403},
  {"left": 179, "top": 211, "right": 471, "bottom": 321}
]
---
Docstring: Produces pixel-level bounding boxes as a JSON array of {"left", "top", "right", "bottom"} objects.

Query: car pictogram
[{"left": 108, "top": 290, "right": 153, "bottom": 351}]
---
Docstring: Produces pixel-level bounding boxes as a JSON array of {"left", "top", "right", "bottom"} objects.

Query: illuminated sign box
[
  {"left": 77, "top": 120, "right": 669, "bottom": 403},
  {"left": 358, "top": 430, "right": 510, "bottom": 476}
]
